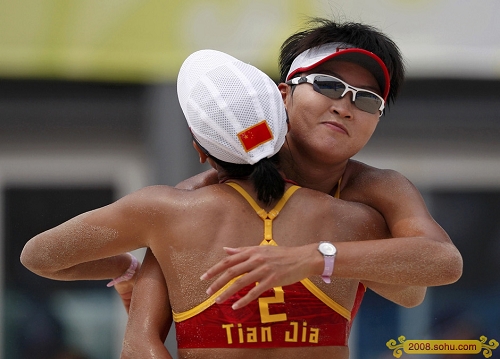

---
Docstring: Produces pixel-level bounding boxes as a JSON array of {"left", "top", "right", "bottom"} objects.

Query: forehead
[{"left": 310, "top": 59, "right": 381, "bottom": 93}]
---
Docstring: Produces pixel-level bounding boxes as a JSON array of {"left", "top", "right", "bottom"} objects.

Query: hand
[
  {"left": 113, "top": 261, "right": 141, "bottom": 313},
  {"left": 200, "top": 243, "right": 321, "bottom": 309}
]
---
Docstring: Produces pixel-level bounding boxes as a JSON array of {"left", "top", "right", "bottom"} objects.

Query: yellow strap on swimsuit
[
  {"left": 226, "top": 182, "right": 300, "bottom": 242},
  {"left": 226, "top": 182, "right": 351, "bottom": 321},
  {"left": 335, "top": 176, "right": 342, "bottom": 199},
  {"left": 173, "top": 184, "right": 299, "bottom": 323},
  {"left": 173, "top": 178, "right": 351, "bottom": 323}
]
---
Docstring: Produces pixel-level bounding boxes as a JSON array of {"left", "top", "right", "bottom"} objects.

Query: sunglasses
[{"left": 286, "top": 74, "right": 385, "bottom": 116}]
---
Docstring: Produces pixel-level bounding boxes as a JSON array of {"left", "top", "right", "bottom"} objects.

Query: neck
[
  {"left": 279, "top": 147, "right": 347, "bottom": 195},
  {"left": 218, "top": 174, "right": 249, "bottom": 184},
  {"left": 219, "top": 170, "right": 292, "bottom": 211}
]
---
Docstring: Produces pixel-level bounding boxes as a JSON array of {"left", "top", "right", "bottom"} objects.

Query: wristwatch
[{"left": 318, "top": 241, "right": 337, "bottom": 283}]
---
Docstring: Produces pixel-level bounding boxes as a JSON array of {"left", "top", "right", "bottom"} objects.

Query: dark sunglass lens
[
  {"left": 313, "top": 77, "right": 345, "bottom": 99},
  {"left": 354, "top": 91, "right": 382, "bottom": 114}
]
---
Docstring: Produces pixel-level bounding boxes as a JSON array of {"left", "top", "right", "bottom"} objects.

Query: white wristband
[{"left": 107, "top": 253, "right": 139, "bottom": 287}]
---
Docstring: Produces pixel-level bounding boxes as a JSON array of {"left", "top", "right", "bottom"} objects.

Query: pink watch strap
[{"left": 321, "top": 255, "right": 335, "bottom": 284}]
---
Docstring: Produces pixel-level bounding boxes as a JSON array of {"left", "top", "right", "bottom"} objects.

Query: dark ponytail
[
  {"left": 250, "top": 156, "right": 285, "bottom": 205},
  {"left": 212, "top": 153, "right": 285, "bottom": 206}
]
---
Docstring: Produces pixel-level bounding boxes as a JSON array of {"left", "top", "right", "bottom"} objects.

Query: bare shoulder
[
  {"left": 175, "top": 169, "right": 219, "bottom": 190},
  {"left": 341, "top": 159, "right": 422, "bottom": 209},
  {"left": 112, "top": 185, "right": 231, "bottom": 246},
  {"left": 116, "top": 185, "right": 182, "bottom": 209},
  {"left": 118, "top": 184, "right": 224, "bottom": 211},
  {"left": 341, "top": 160, "right": 453, "bottom": 243},
  {"left": 345, "top": 160, "right": 414, "bottom": 192},
  {"left": 293, "top": 187, "right": 390, "bottom": 240}
]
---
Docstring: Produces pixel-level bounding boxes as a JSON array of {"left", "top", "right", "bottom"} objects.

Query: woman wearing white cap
[
  {"left": 21, "top": 49, "right": 398, "bottom": 359},
  {"left": 122, "top": 18, "right": 463, "bottom": 358}
]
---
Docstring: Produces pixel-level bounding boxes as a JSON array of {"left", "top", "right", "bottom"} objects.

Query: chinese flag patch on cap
[{"left": 237, "top": 120, "right": 274, "bottom": 152}]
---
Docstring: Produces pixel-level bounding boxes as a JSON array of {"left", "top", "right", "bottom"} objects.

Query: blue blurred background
[{"left": 1, "top": 1, "right": 499, "bottom": 358}]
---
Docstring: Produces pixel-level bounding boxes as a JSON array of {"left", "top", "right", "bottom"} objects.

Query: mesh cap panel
[{"left": 178, "top": 50, "right": 287, "bottom": 165}]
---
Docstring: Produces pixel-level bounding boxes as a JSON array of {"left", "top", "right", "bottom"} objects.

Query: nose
[{"left": 330, "top": 90, "right": 355, "bottom": 119}]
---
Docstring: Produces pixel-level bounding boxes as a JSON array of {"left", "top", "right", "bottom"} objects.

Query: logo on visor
[
  {"left": 237, "top": 120, "right": 274, "bottom": 152},
  {"left": 335, "top": 45, "right": 352, "bottom": 52}
]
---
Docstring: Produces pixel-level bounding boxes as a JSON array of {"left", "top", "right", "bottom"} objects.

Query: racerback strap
[{"left": 225, "top": 182, "right": 300, "bottom": 243}]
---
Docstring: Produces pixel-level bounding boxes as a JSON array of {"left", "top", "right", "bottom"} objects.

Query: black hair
[
  {"left": 211, "top": 154, "right": 285, "bottom": 206},
  {"left": 192, "top": 133, "right": 285, "bottom": 205},
  {"left": 279, "top": 17, "right": 406, "bottom": 107}
]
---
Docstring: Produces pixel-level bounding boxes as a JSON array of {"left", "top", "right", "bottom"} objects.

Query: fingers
[
  {"left": 200, "top": 245, "right": 308, "bottom": 310},
  {"left": 223, "top": 247, "right": 243, "bottom": 255},
  {"left": 231, "top": 281, "right": 272, "bottom": 310},
  {"left": 205, "top": 255, "right": 259, "bottom": 296},
  {"left": 210, "top": 260, "right": 280, "bottom": 307},
  {"left": 213, "top": 275, "right": 254, "bottom": 304},
  {"left": 200, "top": 247, "right": 248, "bottom": 280},
  {"left": 114, "top": 278, "right": 135, "bottom": 313},
  {"left": 209, "top": 267, "right": 278, "bottom": 309}
]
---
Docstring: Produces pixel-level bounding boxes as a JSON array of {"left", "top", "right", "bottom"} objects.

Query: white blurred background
[{"left": 1, "top": 1, "right": 499, "bottom": 358}]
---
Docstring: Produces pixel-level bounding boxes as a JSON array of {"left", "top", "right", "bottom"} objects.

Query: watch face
[{"left": 319, "top": 242, "right": 337, "bottom": 256}]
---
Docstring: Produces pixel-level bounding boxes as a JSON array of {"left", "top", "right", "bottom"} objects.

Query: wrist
[
  {"left": 310, "top": 243, "right": 326, "bottom": 276},
  {"left": 317, "top": 242, "right": 337, "bottom": 283},
  {"left": 107, "top": 253, "right": 139, "bottom": 287}
]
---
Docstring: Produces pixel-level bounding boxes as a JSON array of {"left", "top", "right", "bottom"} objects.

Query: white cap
[
  {"left": 177, "top": 50, "right": 287, "bottom": 165},
  {"left": 286, "top": 42, "right": 390, "bottom": 101}
]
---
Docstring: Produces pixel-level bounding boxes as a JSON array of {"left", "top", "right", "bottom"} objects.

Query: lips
[{"left": 322, "top": 121, "right": 348, "bottom": 135}]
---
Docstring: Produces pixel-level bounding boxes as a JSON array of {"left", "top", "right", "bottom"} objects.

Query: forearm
[
  {"left": 333, "top": 237, "right": 462, "bottom": 286},
  {"left": 122, "top": 338, "right": 172, "bottom": 359},
  {"left": 201, "top": 236, "right": 461, "bottom": 310},
  {"left": 22, "top": 251, "right": 132, "bottom": 282},
  {"left": 122, "top": 249, "right": 172, "bottom": 358},
  {"left": 20, "top": 208, "right": 143, "bottom": 278},
  {"left": 298, "top": 240, "right": 431, "bottom": 307},
  {"left": 264, "top": 237, "right": 462, "bottom": 287},
  {"left": 304, "top": 238, "right": 442, "bottom": 307}
]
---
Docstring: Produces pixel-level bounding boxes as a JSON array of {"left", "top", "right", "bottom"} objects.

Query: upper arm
[
  {"left": 346, "top": 167, "right": 461, "bottom": 303},
  {"left": 352, "top": 168, "right": 451, "bottom": 243},
  {"left": 20, "top": 186, "right": 173, "bottom": 274}
]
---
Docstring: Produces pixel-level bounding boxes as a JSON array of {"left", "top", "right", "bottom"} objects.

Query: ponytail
[
  {"left": 211, "top": 153, "right": 285, "bottom": 206},
  {"left": 250, "top": 156, "right": 285, "bottom": 205}
]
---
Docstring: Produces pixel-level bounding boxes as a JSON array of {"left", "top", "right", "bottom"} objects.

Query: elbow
[
  {"left": 20, "top": 247, "right": 43, "bottom": 276},
  {"left": 398, "top": 253, "right": 462, "bottom": 309},
  {"left": 448, "top": 254, "right": 463, "bottom": 284},
  {"left": 398, "top": 287, "right": 427, "bottom": 308},
  {"left": 20, "top": 240, "right": 55, "bottom": 277},
  {"left": 399, "top": 295, "right": 425, "bottom": 308},
  {"left": 440, "top": 245, "right": 463, "bottom": 285},
  {"left": 20, "top": 243, "right": 36, "bottom": 272}
]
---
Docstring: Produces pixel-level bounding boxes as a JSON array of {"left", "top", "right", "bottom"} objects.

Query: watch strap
[{"left": 321, "top": 255, "right": 335, "bottom": 284}]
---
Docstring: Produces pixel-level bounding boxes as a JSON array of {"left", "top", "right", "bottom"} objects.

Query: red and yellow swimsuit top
[{"left": 173, "top": 182, "right": 365, "bottom": 349}]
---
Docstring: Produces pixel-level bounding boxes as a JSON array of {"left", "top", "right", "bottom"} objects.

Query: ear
[
  {"left": 192, "top": 141, "right": 208, "bottom": 164},
  {"left": 278, "top": 83, "right": 289, "bottom": 109}
]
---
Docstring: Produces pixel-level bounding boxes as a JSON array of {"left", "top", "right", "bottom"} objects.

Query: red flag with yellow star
[{"left": 237, "top": 120, "right": 274, "bottom": 152}]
